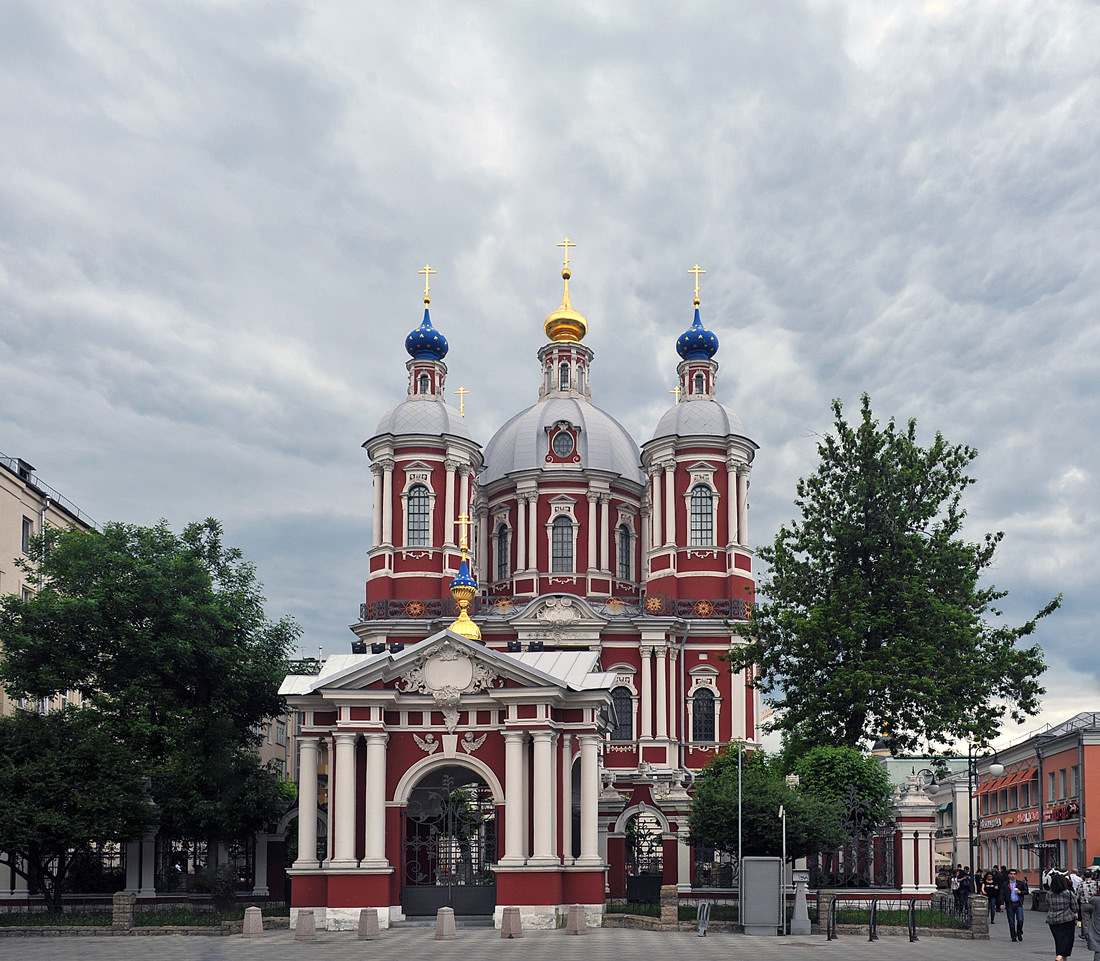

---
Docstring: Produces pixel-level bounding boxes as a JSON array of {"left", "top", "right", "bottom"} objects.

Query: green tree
[
  {"left": 0, "top": 707, "right": 157, "bottom": 912},
  {"left": 0, "top": 519, "right": 298, "bottom": 852},
  {"left": 689, "top": 745, "right": 848, "bottom": 861},
  {"left": 728, "top": 395, "right": 1059, "bottom": 754},
  {"left": 787, "top": 745, "right": 894, "bottom": 826}
]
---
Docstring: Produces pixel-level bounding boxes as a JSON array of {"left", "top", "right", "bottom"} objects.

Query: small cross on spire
[
  {"left": 557, "top": 237, "right": 576, "bottom": 271},
  {"left": 455, "top": 513, "right": 474, "bottom": 550},
  {"left": 418, "top": 264, "right": 437, "bottom": 304},
  {"left": 670, "top": 385, "right": 682, "bottom": 404},
  {"left": 454, "top": 386, "right": 470, "bottom": 418},
  {"left": 688, "top": 264, "right": 706, "bottom": 305}
]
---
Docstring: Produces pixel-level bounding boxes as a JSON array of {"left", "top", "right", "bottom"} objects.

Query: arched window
[
  {"left": 694, "top": 372, "right": 704, "bottom": 394},
  {"left": 551, "top": 515, "right": 573, "bottom": 572},
  {"left": 692, "top": 687, "right": 715, "bottom": 742},
  {"left": 689, "top": 485, "right": 714, "bottom": 546},
  {"left": 418, "top": 372, "right": 430, "bottom": 394},
  {"left": 407, "top": 484, "right": 430, "bottom": 546},
  {"left": 611, "top": 686, "right": 634, "bottom": 741},
  {"left": 617, "top": 524, "right": 631, "bottom": 580},
  {"left": 559, "top": 362, "right": 570, "bottom": 391},
  {"left": 578, "top": 366, "right": 585, "bottom": 392},
  {"left": 496, "top": 525, "right": 510, "bottom": 582}
]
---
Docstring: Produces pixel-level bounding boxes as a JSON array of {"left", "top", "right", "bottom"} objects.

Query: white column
[
  {"left": 561, "top": 734, "right": 574, "bottom": 864},
  {"left": 587, "top": 493, "right": 599, "bottom": 570},
  {"left": 11, "top": 859, "right": 28, "bottom": 900},
  {"left": 531, "top": 730, "right": 557, "bottom": 864},
  {"left": 139, "top": 833, "right": 156, "bottom": 898},
  {"left": 459, "top": 466, "right": 470, "bottom": 532},
  {"left": 444, "top": 459, "right": 457, "bottom": 547},
  {"left": 381, "top": 459, "right": 394, "bottom": 546},
  {"left": 516, "top": 497, "right": 527, "bottom": 572},
  {"left": 527, "top": 492, "right": 538, "bottom": 570},
  {"left": 664, "top": 461, "right": 676, "bottom": 545},
  {"left": 640, "top": 646, "right": 653, "bottom": 740},
  {"left": 502, "top": 731, "right": 526, "bottom": 864},
  {"left": 331, "top": 731, "right": 359, "bottom": 867},
  {"left": 251, "top": 833, "right": 270, "bottom": 896},
  {"left": 677, "top": 829, "right": 693, "bottom": 893},
  {"left": 365, "top": 733, "right": 389, "bottom": 864},
  {"left": 295, "top": 737, "right": 320, "bottom": 869},
  {"left": 599, "top": 494, "right": 610, "bottom": 572},
  {"left": 476, "top": 507, "right": 489, "bottom": 582},
  {"left": 520, "top": 732, "right": 530, "bottom": 857},
  {"left": 371, "top": 465, "right": 383, "bottom": 548},
  {"left": 668, "top": 645, "right": 679, "bottom": 743},
  {"left": 578, "top": 734, "right": 601, "bottom": 864},
  {"left": 726, "top": 458, "right": 738, "bottom": 546},
  {"left": 737, "top": 466, "right": 749, "bottom": 547},
  {"left": 640, "top": 506, "right": 651, "bottom": 578},
  {"left": 651, "top": 470, "right": 663, "bottom": 547},
  {"left": 655, "top": 645, "right": 668, "bottom": 739}
]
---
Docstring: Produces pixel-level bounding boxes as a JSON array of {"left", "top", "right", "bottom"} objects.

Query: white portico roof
[{"left": 280, "top": 631, "right": 617, "bottom": 696}]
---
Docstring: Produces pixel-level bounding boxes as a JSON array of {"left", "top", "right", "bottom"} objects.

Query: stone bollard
[
  {"left": 358, "top": 908, "right": 381, "bottom": 940},
  {"left": 435, "top": 906, "right": 457, "bottom": 940},
  {"left": 242, "top": 905, "right": 264, "bottom": 938},
  {"left": 500, "top": 906, "right": 523, "bottom": 938},
  {"left": 660, "top": 884, "right": 678, "bottom": 926},
  {"left": 112, "top": 891, "right": 136, "bottom": 929},
  {"left": 295, "top": 908, "right": 317, "bottom": 941},
  {"left": 565, "top": 903, "right": 588, "bottom": 935},
  {"left": 969, "top": 894, "right": 989, "bottom": 938}
]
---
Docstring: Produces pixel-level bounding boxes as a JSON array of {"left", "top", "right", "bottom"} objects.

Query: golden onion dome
[
  {"left": 447, "top": 549, "right": 482, "bottom": 641},
  {"left": 543, "top": 266, "right": 588, "bottom": 343}
]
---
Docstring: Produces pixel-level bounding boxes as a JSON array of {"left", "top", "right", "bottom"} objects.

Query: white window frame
[
  {"left": 400, "top": 465, "right": 437, "bottom": 549},
  {"left": 687, "top": 667, "right": 722, "bottom": 744}
]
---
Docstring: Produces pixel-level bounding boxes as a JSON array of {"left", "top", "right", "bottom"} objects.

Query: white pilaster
[
  {"left": 330, "top": 731, "right": 359, "bottom": 867},
  {"left": 561, "top": 734, "right": 574, "bottom": 864},
  {"left": 251, "top": 833, "right": 270, "bottom": 896},
  {"left": 736, "top": 466, "right": 749, "bottom": 547},
  {"left": 11, "top": 859, "right": 28, "bottom": 900},
  {"left": 295, "top": 737, "right": 321, "bottom": 869},
  {"left": 677, "top": 829, "right": 693, "bottom": 892},
  {"left": 124, "top": 840, "right": 141, "bottom": 892},
  {"left": 587, "top": 492, "right": 599, "bottom": 571},
  {"left": 726, "top": 458, "right": 738, "bottom": 546},
  {"left": 599, "top": 494, "right": 610, "bottom": 572},
  {"left": 655, "top": 645, "right": 668, "bottom": 739},
  {"left": 516, "top": 497, "right": 527, "bottom": 572},
  {"left": 651, "top": 470, "right": 663, "bottom": 547},
  {"left": 501, "top": 731, "right": 526, "bottom": 864},
  {"left": 139, "top": 833, "right": 156, "bottom": 898},
  {"left": 364, "top": 732, "right": 389, "bottom": 865},
  {"left": 663, "top": 461, "right": 676, "bottom": 545},
  {"left": 640, "top": 646, "right": 653, "bottom": 740},
  {"left": 530, "top": 730, "right": 557, "bottom": 865},
  {"left": 578, "top": 734, "right": 601, "bottom": 865},
  {"left": 444, "top": 459, "right": 457, "bottom": 546},
  {"left": 459, "top": 466, "right": 470, "bottom": 532},
  {"left": 381, "top": 459, "right": 394, "bottom": 546},
  {"left": 527, "top": 492, "right": 538, "bottom": 570},
  {"left": 371, "top": 465, "right": 383, "bottom": 548}
]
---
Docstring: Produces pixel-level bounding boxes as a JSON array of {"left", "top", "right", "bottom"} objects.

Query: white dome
[
  {"left": 648, "top": 400, "right": 749, "bottom": 443},
  {"left": 371, "top": 400, "right": 474, "bottom": 442},
  {"left": 481, "top": 398, "right": 644, "bottom": 486}
]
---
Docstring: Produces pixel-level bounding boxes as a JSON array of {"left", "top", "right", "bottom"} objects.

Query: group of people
[
  {"left": 951, "top": 862, "right": 1100, "bottom": 958},
  {"left": 1043, "top": 866, "right": 1100, "bottom": 961}
]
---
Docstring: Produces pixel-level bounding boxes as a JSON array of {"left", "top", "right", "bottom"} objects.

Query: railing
[{"left": 0, "top": 451, "right": 97, "bottom": 528}]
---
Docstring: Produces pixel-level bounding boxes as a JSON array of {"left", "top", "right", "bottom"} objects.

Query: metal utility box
[{"left": 741, "top": 856, "right": 784, "bottom": 936}]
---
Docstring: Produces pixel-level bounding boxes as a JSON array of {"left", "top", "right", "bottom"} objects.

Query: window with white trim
[
  {"left": 692, "top": 688, "right": 715, "bottom": 741},
  {"left": 689, "top": 485, "right": 714, "bottom": 546},
  {"left": 496, "top": 524, "right": 510, "bottom": 581},
  {"left": 617, "top": 524, "right": 631, "bottom": 580},
  {"left": 610, "top": 686, "right": 634, "bottom": 741},
  {"left": 559, "top": 362, "right": 570, "bottom": 391},
  {"left": 551, "top": 515, "right": 573, "bottom": 572},
  {"left": 406, "top": 484, "right": 430, "bottom": 546}
]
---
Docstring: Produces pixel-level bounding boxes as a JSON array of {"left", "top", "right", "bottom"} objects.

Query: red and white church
[{"left": 281, "top": 251, "right": 765, "bottom": 929}]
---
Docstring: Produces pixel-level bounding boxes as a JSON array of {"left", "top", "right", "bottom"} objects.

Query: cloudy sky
[{"left": 1, "top": 1, "right": 1095, "bottom": 747}]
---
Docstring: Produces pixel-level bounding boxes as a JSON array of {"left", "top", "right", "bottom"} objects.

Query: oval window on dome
[{"left": 552, "top": 430, "right": 575, "bottom": 457}]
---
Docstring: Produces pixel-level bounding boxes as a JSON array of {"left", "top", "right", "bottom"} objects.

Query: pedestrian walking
[
  {"left": 1001, "top": 868, "right": 1030, "bottom": 942},
  {"left": 983, "top": 871, "right": 1001, "bottom": 924},
  {"left": 1048, "top": 871, "right": 1078, "bottom": 960},
  {"left": 1088, "top": 893, "right": 1100, "bottom": 959}
]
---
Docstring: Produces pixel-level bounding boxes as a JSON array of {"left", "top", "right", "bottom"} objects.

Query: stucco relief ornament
[
  {"left": 538, "top": 597, "right": 579, "bottom": 624},
  {"left": 413, "top": 732, "right": 439, "bottom": 754},
  {"left": 398, "top": 637, "right": 499, "bottom": 733},
  {"left": 460, "top": 732, "right": 487, "bottom": 754}
]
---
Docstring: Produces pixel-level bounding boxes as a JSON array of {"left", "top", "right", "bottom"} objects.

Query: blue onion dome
[
  {"left": 450, "top": 554, "right": 478, "bottom": 592},
  {"left": 405, "top": 307, "right": 449, "bottom": 360},
  {"left": 676, "top": 306, "right": 719, "bottom": 360}
]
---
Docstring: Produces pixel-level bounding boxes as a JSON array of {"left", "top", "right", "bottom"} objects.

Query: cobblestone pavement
[{"left": 0, "top": 912, "right": 1066, "bottom": 961}]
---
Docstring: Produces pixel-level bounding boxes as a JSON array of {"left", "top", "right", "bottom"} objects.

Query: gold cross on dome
[
  {"left": 670, "top": 385, "right": 682, "bottom": 404},
  {"left": 455, "top": 386, "right": 470, "bottom": 417},
  {"left": 418, "top": 264, "right": 437, "bottom": 301},
  {"left": 455, "top": 513, "right": 474, "bottom": 549},
  {"left": 557, "top": 237, "right": 577, "bottom": 269},
  {"left": 688, "top": 264, "right": 706, "bottom": 301}
]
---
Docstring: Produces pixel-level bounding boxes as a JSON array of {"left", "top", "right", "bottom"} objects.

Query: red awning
[{"left": 978, "top": 768, "right": 1036, "bottom": 793}]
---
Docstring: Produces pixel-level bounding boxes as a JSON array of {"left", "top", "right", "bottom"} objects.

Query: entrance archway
[{"left": 401, "top": 765, "right": 497, "bottom": 916}]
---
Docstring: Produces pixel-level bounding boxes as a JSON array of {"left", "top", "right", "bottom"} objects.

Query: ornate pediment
[{"left": 397, "top": 636, "right": 500, "bottom": 732}]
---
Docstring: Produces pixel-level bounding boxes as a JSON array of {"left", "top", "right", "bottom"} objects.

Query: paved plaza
[{"left": 0, "top": 912, "right": 1068, "bottom": 961}]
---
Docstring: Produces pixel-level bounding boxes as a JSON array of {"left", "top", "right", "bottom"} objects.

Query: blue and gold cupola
[
  {"left": 404, "top": 265, "right": 450, "bottom": 401},
  {"left": 447, "top": 544, "right": 481, "bottom": 641},
  {"left": 676, "top": 266, "right": 719, "bottom": 360}
]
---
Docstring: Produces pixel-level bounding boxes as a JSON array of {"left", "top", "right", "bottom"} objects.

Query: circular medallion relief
[{"left": 424, "top": 652, "right": 474, "bottom": 692}]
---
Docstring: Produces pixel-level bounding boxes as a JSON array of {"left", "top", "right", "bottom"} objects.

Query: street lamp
[{"left": 968, "top": 747, "right": 1004, "bottom": 875}]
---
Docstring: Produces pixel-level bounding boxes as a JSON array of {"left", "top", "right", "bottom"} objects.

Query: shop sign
[
  {"left": 980, "top": 817, "right": 1003, "bottom": 829},
  {"left": 1044, "top": 801, "right": 1080, "bottom": 822},
  {"left": 1019, "top": 810, "right": 1040, "bottom": 824}
]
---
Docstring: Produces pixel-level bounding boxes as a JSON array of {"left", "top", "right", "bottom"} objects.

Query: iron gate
[
  {"left": 625, "top": 811, "right": 665, "bottom": 902},
  {"left": 809, "top": 785, "right": 896, "bottom": 888},
  {"left": 401, "top": 769, "right": 497, "bottom": 916}
]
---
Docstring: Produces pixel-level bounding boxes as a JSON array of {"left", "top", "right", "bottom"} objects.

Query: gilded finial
[
  {"left": 669, "top": 385, "right": 682, "bottom": 404},
  {"left": 455, "top": 512, "right": 474, "bottom": 550},
  {"left": 544, "top": 238, "right": 588, "bottom": 343},
  {"left": 454, "top": 386, "right": 470, "bottom": 417},
  {"left": 688, "top": 264, "right": 706, "bottom": 307},
  {"left": 418, "top": 264, "right": 437, "bottom": 305},
  {"left": 447, "top": 536, "right": 481, "bottom": 641}
]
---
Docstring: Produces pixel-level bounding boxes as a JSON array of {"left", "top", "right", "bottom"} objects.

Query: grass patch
[
  {"left": 134, "top": 905, "right": 286, "bottom": 927},
  {"left": 679, "top": 902, "right": 739, "bottom": 921},
  {"left": 834, "top": 907, "right": 968, "bottom": 929},
  {"left": 605, "top": 901, "right": 661, "bottom": 917}
]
